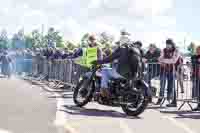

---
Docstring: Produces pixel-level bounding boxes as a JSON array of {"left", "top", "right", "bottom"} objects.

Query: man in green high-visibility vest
[
  {"left": 74, "top": 35, "right": 103, "bottom": 67},
  {"left": 88, "top": 35, "right": 103, "bottom": 60}
]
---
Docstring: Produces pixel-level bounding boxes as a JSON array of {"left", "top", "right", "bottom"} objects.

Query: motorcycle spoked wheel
[
  {"left": 121, "top": 89, "right": 149, "bottom": 116},
  {"left": 73, "top": 77, "right": 95, "bottom": 107}
]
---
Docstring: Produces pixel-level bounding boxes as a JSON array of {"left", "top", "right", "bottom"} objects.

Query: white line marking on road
[
  {"left": 64, "top": 123, "right": 79, "bottom": 133},
  {"left": 119, "top": 120, "right": 133, "bottom": 133},
  {"left": 54, "top": 92, "right": 79, "bottom": 133},
  {"left": 54, "top": 93, "right": 67, "bottom": 126},
  {"left": 0, "top": 129, "right": 12, "bottom": 133},
  {"left": 162, "top": 116, "right": 197, "bottom": 133},
  {"left": 54, "top": 111, "right": 67, "bottom": 126},
  {"left": 55, "top": 92, "right": 79, "bottom": 133}
]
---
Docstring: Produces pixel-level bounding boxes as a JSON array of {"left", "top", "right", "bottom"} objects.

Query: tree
[
  {"left": 44, "top": 27, "right": 64, "bottom": 48},
  {"left": 0, "top": 29, "right": 9, "bottom": 49},
  {"left": 31, "top": 29, "right": 43, "bottom": 48},
  {"left": 80, "top": 33, "right": 90, "bottom": 47},
  {"left": 187, "top": 42, "right": 196, "bottom": 56},
  {"left": 65, "top": 41, "right": 76, "bottom": 50},
  {"left": 11, "top": 28, "right": 26, "bottom": 49},
  {"left": 24, "top": 34, "right": 34, "bottom": 49},
  {"left": 99, "top": 32, "right": 114, "bottom": 48}
]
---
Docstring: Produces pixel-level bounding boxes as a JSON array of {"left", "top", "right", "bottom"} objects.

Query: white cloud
[
  {"left": 151, "top": 16, "right": 176, "bottom": 28},
  {"left": 135, "top": 31, "right": 187, "bottom": 48},
  {"left": 129, "top": 0, "right": 173, "bottom": 16},
  {"left": 88, "top": 0, "right": 101, "bottom": 9},
  {"left": 88, "top": 0, "right": 174, "bottom": 17},
  {"left": 46, "top": 0, "right": 73, "bottom": 7},
  {"left": 0, "top": 0, "right": 180, "bottom": 45},
  {"left": 53, "top": 17, "right": 86, "bottom": 42}
]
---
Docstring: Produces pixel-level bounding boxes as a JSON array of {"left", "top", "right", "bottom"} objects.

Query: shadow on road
[
  {"left": 160, "top": 110, "right": 198, "bottom": 114},
  {"left": 60, "top": 105, "right": 141, "bottom": 119},
  {"left": 0, "top": 75, "right": 6, "bottom": 78},
  {"left": 174, "top": 114, "right": 200, "bottom": 119},
  {"left": 147, "top": 105, "right": 166, "bottom": 110},
  {"left": 48, "top": 93, "right": 73, "bottom": 99},
  {"left": 25, "top": 79, "right": 73, "bottom": 93},
  {"left": 160, "top": 110, "right": 200, "bottom": 119}
]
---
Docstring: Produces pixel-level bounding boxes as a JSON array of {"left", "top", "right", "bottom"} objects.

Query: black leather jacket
[{"left": 97, "top": 46, "right": 141, "bottom": 79}]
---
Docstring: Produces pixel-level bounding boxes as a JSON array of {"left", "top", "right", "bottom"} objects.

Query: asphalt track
[{"left": 1, "top": 77, "right": 200, "bottom": 133}]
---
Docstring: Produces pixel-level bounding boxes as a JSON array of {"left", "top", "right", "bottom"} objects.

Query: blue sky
[{"left": 0, "top": 0, "right": 199, "bottom": 47}]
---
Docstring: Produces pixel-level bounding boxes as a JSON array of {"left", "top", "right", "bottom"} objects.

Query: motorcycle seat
[{"left": 111, "top": 77, "right": 127, "bottom": 83}]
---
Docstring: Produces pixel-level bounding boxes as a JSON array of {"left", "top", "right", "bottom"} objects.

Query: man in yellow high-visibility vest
[
  {"left": 74, "top": 35, "right": 103, "bottom": 67},
  {"left": 88, "top": 35, "right": 103, "bottom": 60}
]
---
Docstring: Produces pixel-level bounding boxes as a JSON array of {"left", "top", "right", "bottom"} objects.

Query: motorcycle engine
[{"left": 108, "top": 80, "right": 126, "bottom": 96}]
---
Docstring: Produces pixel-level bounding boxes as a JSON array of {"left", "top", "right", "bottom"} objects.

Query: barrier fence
[
  {"left": 17, "top": 56, "right": 200, "bottom": 110},
  {"left": 28, "top": 57, "right": 90, "bottom": 88},
  {"left": 145, "top": 62, "right": 200, "bottom": 110}
]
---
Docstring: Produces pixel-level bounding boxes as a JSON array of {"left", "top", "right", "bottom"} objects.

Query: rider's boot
[
  {"left": 193, "top": 98, "right": 200, "bottom": 111},
  {"left": 100, "top": 88, "right": 110, "bottom": 98},
  {"left": 100, "top": 88, "right": 112, "bottom": 105},
  {"left": 192, "top": 104, "right": 200, "bottom": 111}
]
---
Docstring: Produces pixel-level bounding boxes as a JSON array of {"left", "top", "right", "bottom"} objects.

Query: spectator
[
  {"left": 156, "top": 39, "right": 181, "bottom": 107},
  {"left": 191, "top": 46, "right": 200, "bottom": 111},
  {"left": 15, "top": 50, "right": 24, "bottom": 75},
  {"left": 0, "top": 51, "right": 12, "bottom": 78},
  {"left": 134, "top": 41, "right": 145, "bottom": 77},
  {"left": 72, "top": 48, "right": 82, "bottom": 58},
  {"left": 175, "top": 51, "right": 184, "bottom": 93},
  {"left": 143, "top": 44, "right": 161, "bottom": 88},
  {"left": 103, "top": 47, "right": 112, "bottom": 58},
  {"left": 0, "top": 50, "right": 3, "bottom": 74},
  {"left": 134, "top": 41, "right": 145, "bottom": 57},
  {"left": 24, "top": 49, "right": 33, "bottom": 74},
  {"left": 44, "top": 48, "right": 53, "bottom": 60},
  {"left": 51, "top": 49, "right": 62, "bottom": 60},
  {"left": 62, "top": 48, "right": 73, "bottom": 59}
]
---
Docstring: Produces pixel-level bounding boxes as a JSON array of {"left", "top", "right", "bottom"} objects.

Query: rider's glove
[{"left": 91, "top": 60, "right": 98, "bottom": 66}]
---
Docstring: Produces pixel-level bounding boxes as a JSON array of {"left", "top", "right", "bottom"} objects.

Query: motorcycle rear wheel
[{"left": 121, "top": 89, "right": 149, "bottom": 116}]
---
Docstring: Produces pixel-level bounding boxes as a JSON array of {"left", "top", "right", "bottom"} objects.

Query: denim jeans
[
  {"left": 144, "top": 64, "right": 160, "bottom": 86},
  {"left": 159, "top": 71, "right": 175, "bottom": 100},
  {"left": 192, "top": 79, "right": 200, "bottom": 98},
  {"left": 85, "top": 67, "right": 123, "bottom": 89},
  {"left": 100, "top": 67, "right": 124, "bottom": 88}
]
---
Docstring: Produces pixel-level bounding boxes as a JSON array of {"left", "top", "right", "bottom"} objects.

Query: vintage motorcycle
[{"left": 73, "top": 64, "right": 152, "bottom": 116}]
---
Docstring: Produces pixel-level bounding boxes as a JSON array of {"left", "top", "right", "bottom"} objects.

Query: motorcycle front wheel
[{"left": 73, "top": 76, "right": 95, "bottom": 107}]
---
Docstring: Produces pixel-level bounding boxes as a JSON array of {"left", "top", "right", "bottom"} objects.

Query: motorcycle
[{"left": 73, "top": 64, "right": 152, "bottom": 116}]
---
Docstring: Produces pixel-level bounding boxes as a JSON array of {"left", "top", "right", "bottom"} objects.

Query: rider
[
  {"left": 116, "top": 29, "right": 132, "bottom": 47},
  {"left": 92, "top": 30, "right": 142, "bottom": 99},
  {"left": 134, "top": 41, "right": 144, "bottom": 57}
]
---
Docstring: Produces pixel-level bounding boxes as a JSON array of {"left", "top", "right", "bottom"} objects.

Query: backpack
[{"left": 126, "top": 45, "right": 142, "bottom": 79}]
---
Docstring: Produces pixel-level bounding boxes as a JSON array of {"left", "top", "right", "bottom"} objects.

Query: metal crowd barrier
[
  {"left": 29, "top": 56, "right": 89, "bottom": 89},
  {"left": 176, "top": 63, "right": 200, "bottom": 110},
  {"left": 0, "top": 57, "right": 33, "bottom": 76},
  {"left": 27, "top": 57, "right": 200, "bottom": 110},
  {"left": 145, "top": 62, "right": 200, "bottom": 110}
]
